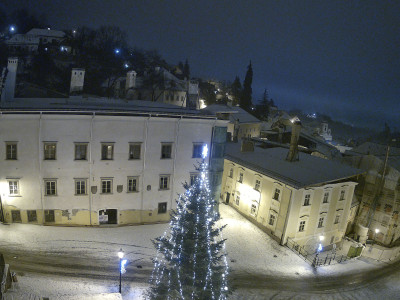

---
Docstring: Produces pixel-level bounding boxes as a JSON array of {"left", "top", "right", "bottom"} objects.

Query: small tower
[
  {"left": 1, "top": 58, "right": 18, "bottom": 102},
  {"left": 70, "top": 68, "right": 85, "bottom": 94},
  {"left": 125, "top": 70, "right": 137, "bottom": 91}
]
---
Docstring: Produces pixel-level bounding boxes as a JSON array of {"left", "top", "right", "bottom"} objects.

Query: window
[
  {"left": 6, "top": 143, "right": 17, "bottom": 160},
  {"left": 75, "top": 143, "right": 87, "bottom": 160},
  {"left": 101, "top": 179, "right": 113, "bottom": 194},
  {"left": 190, "top": 174, "right": 199, "bottom": 186},
  {"left": 8, "top": 180, "right": 19, "bottom": 195},
  {"left": 27, "top": 210, "right": 37, "bottom": 222},
  {"left": 269, "top": 214, "right": 276, "bottom": 226},
  {"left": 334, "top": 215, "right": 340, "bottom": 224},
  {"left": 75, "top": 179, "right": 87, "bottom": 195},
  {"left": 44, "top": 143, "right": 57, "bottom": 160},
  {"left": 255, "top": 179, "right": 261, "bottom": 191},
  {"left": 212, "top": 143, "right": 224, "bottom": 158},
  {"left": 158, "top": 202, "right": 167, "bottom": 214},
  {"left": 339, "top": 190, "right": 345, "bottom": 201},
  {"left": 238, "top": 172, "right": 243, "bottom": 183},
  {"left": 11, "top": 210, "right": 21, "bottom": 222},
  {"left": 101, "top": 143, "right": 114, "bottom": 160},
  {"left": 192, "top": 143, "right": 205, "bottom": 158},
  {"left": 159, "top": 175, "right": 170, "bottom": 190},
  {"left": 44, "top": 210, "right": 55, "bottom": 222},
  {"left": 299, "top": 220, "right": 306, "bottom": 232},
  {"left": 304, "top": 194, "right": 311, "bottom": 206},
  {"left": 127, "top": 176, "right": 138, "bottom": 192},
  {"left": 323, "top": 192, "right": 329, "bottom": 203},
  {"left": 250, "top": 203, "right": 258, "bottom": 216},
  {"left": 161, "top": 143, "right": 172, "bottom": 159},
  {"left": 273, "top": 188, "right": 281, "bottom": 201},
  {"left": 229, "top": 168, "right": 233, "bottom": 178},
  {"left": 129, "top": 143, "right": 141, "bottom": 160},
  {"left": 235, "top": 195, "right": 240, "bottom": 206},
  {"left": 318, "top": 217, "right": 324, "bottom": 228},
  {"left": 44, "top": 180, "right": 57, "bottom": 196}
]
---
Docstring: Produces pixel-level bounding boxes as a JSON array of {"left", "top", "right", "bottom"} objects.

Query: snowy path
[{"left": 0, "top": 204, "right": 399, "bottom": 299}]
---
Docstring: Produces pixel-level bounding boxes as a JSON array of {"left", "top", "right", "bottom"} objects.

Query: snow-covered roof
[
  {"left": 225, "top": 143, "right": 363, "bottom": 189},
  {"left": 0, "top": 97, "right": 214, "bottom": 118},
  {"left": 26, "top": 28, "right": 65, "bottom": 38},
  {"left": 202, "top": 104, "right": 260, "bottom": 123}
]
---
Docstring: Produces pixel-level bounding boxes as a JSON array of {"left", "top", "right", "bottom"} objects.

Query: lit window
[
  {"left": 9, "top": 180, "right": 19, "bottom": 195},
  {"left": 318, "top": 217, "right": 324, "bottom": 228},
  {"left": 323, "top": 192, "right": 329, "bottom": 203},
  {"left": 75, "top": 143, "right": 87, "bottom": 160},
  {"left": 269, "top": 214, "right": 276, "bottom": 226},
  {"left": 192, "top": 143, "right": 205, "bottom": 158},
  {"left": 44, "top": 143, "right": 57, "bottom": 160},
  {"left": 127, "top": 176, "right": 138, "bottom": 192},
  {"left": 304, "top": 194, "right": 311, "bottom": 206},
  {"left": 238, "top": 172, "right": 243, "bottom": 183},
  {"left": 159, "top": 175, "right": 170, "bottom": 190},
  {"left": 44, "top": 180, "right": 57, "bottom": 196},
  {"left": 101, "top": 143, "right": 114, "bottom": 160},
  {"left": 339, "top": 190, "right": 345, "bottom": 201},
  {"left": 101, "top": 179, "right": 112, "bottom": 194},
  {"left": 161, "top": 143, "right": 172, "bottom": 159},
  {"left": 158, "top": 202, "right": 167, "bottom": 214},
  {"left": 255, "top": 179, "right": 261, "bottom": 191},
  {"left": 273, "top": 188, "right": 281, "bottom": 201},
  {"left": 299, "top": 220, "right": 306, "bottom": 232},
  {"left": 129, "top": 143, "right": 141, "bottom": 160},
  {"left": 6, "top": 143, "right": 17, "bottom": 160},
  {"left": 75, "top": 179, "right": 87, "bottom": 195}
]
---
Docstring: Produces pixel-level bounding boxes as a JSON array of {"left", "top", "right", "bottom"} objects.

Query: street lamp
[
  {"left": 118, "top": 248, "right": 124, "bottom": 293},
  {"left": 374, "top": 229, "right": 379, "bottom": 243},
  {"left": 9, "top": 25, "right": 16, "bottom": 33}
]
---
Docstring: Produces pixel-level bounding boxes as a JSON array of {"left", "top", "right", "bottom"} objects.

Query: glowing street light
[
  {"left": 114, "top": 48, "right": 120, "bottom": 54},
  {"left": 9, "top": 26, "right": 16, "bottom": 33},
  {"left": 117, "top": 248, "right": 124, "bottom": 293}
]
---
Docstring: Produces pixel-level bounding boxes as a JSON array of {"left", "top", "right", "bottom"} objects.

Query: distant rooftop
[
  {"left": 225, "top": 143, "right": 363, "bottom": 189},
  {"left": 202, "top": 104, "right": 260, "bottom": 123},
  {"left": 344, "top": 142, "right": 400, "bottom": 157},
  {"left": 26, "top": 28, "right": 65, "bottom": 38}
]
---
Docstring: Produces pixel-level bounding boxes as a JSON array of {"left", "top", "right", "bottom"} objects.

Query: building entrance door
[
  {"left": 99, "top": 209, "right": 118, "bottom": 224},
  {"left": 225, "top": 192, "right": 230, "bottom": 204}
]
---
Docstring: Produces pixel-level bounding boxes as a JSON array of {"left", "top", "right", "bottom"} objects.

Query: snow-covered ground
[{"left": 0, "top": 204, "right": 397, "bottom": 299}]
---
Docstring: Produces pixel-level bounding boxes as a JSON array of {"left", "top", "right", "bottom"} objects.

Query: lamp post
[
  {"left": 118, "top": 248, "right": 124, "bottom": 293},
  {"left": 374, "top": 229, "right": 379, "bottom": 244}
]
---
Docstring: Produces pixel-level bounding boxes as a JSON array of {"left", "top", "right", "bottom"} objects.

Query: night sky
[{"left": 2, "top": 1, "right": 399, "bottom": 130}]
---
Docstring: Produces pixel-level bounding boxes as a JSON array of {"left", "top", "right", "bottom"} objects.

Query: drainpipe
[
  {"left": 170, "top": 116, "right": 182, "bottom": 210},
  {"left": 88, "top": 112, "right": 95, "bottom": 225},
  {"left": 280, "top": 185, "right": 294, "bottom": 245},
  {"left": 140, "top": 115, "right": 151, "bottom": 222},
  {"left": 38, "top": 112, "right": 44, "bottom": 224}
]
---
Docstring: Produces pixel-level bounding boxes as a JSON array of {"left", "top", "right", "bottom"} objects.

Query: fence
[{"left": 286, "top": 237, "right": 349, "bottom": 268}]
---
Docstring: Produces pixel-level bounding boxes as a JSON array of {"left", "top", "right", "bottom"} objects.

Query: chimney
[
  {"left": 241, "top": 139, "right": 254, "bottom": 152},
  {"left": 125, "top": 70, "right": 137, "bottom": 91},
  {"left": 70, "top": 68, "right": 85, "bottom": 95},
  {"left": 286, "top": 120, "right": 302, "bottom": 162},
  {"left": 1, "top": 58, "right": 18, "bottom": 102}
]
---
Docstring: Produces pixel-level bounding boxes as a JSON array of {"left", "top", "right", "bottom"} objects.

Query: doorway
[
  {"left": 225, "top": 192, "right": 230, "bottom": 204},
  {"left": 99, "top": 209, "right": 118, "bottom": 224}
]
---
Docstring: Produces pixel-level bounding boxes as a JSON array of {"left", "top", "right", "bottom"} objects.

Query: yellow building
[{"left": 221, "top": 142, "right": 363, "bottom": 252}]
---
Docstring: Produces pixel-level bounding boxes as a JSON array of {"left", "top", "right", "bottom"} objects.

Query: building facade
[
  {"left": 221, "top": 142, "right": 361, "bottom": 252},
  {"left": 0, "top": 111, "right": 226, "bottom": 226}
]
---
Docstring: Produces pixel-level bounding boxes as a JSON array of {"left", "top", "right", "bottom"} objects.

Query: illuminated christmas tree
[{"left": 149, "top": 145, "right": 230, "bottom": 300}]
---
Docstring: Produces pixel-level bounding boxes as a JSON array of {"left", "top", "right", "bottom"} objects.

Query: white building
[{"left": 0, "top": 59, "right": 227, "bottom": 226}]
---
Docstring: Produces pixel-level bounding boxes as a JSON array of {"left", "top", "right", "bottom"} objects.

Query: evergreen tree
[
  {"left": 230, "top": 76, "right": 242, "bottom": 106},
  {"left": 149, "top": 147, "right": 230, "bottom": 300},
  {"left": 183, "top": 59, "right": 190, "bottom": 79},
  {"left": 256, "top": 89, "right": 270, "bottom": 120},
  {"left": 241, "top": 61, "right": 253, "bottom": 110}
]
